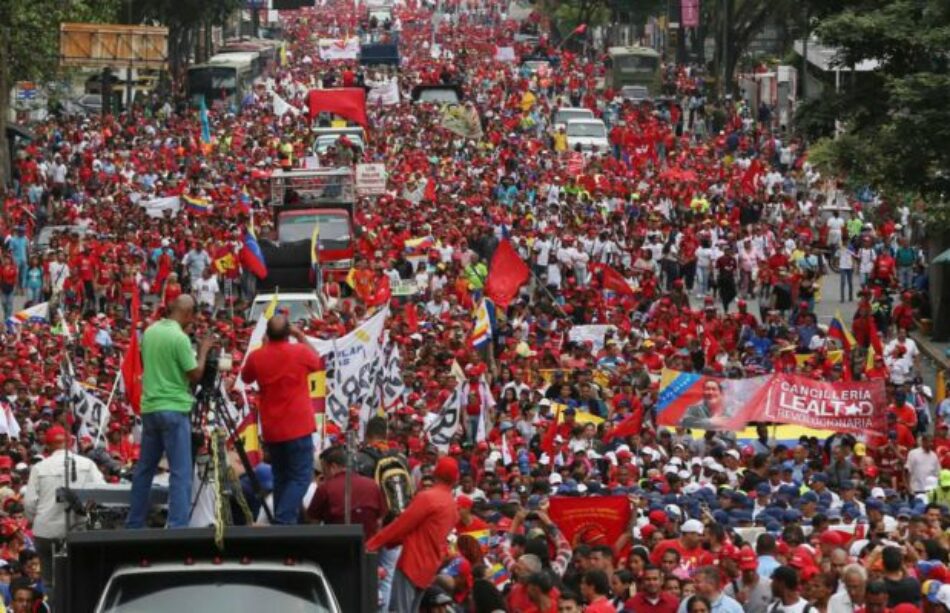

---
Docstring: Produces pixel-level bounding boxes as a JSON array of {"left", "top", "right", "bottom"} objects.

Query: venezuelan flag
[
  {"left": 239, "top": 226, "right": 268, "bottom": 279},
  {"left": 7, "top": 301, "right": 49, "bottom": 327},
  {"left": 489, "top": 563, "right": 510, "bottom": 589},
  {"left": 470, "top": 298, "right": 495, "bottom": 349},
  {"left": 461, "top": 528, "right": 490, "bottom": 550},
  {"left": 183, "top": 194, "right": 213, "bottom": 215},
  {"left": 235, "top": 411, "right": 262, "bottom": 466},
  {"left": 309, "top": 370, "right": 326, "bottom": 414},
  {"left": 829, "top": 310, "right": 856, "bottom": 351}
]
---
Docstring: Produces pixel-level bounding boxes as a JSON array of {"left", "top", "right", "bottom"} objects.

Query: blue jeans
[
  {"left": 266, "top": 434, "right": 314, "bottom": 525},
  {"left": 126, "top": 411, "right": 193, "bottom": 529},
  {"left": 840, "top": 269, "right": 854, "bottom": 302}
]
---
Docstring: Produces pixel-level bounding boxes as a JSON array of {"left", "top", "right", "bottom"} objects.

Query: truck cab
[{"left": 260, "top": 168, "right": 357, "bottom": 291}]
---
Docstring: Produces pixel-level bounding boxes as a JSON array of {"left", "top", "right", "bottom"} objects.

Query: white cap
[
  {"left": 871, "top": 487, "right": 886, "bottom": 499},
  {"left": 576, "top": 483, "right": 588, "bottom": 494},
  {"left": 725, "top": 449, "right": 740, "bottom": 460},
  {"left": 681, "top": 519, "right": 705, "bottom": 534},
  {"left": 549, "top": 473, "right": 563, "bottom": 485}
]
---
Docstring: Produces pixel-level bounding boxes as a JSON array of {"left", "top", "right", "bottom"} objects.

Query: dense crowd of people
[{"left": 0, "top": 0, "right": 943, "bottom": 611}]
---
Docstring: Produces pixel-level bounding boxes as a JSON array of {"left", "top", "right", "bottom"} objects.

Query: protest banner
[
  {"left": 312, "top": 308, "right": 390, "bottom": 428},
  {"left": 758, "top": 374, "right": 886, "bottom": 434},
  {"left": 425, "top": 380, "right": 468, "bottom": 452},
  {"left": 356, "top": 163, "right": 388, "bottom": 196},
  {"left": 493, "top": 46, "right": 516, "bottom": 62},
  {"left": 656, "top": 369, "right": 886, "bottom": 435},
  {"left": 548, "top": 496, "right": 631, "bottom": 547},
  {"left": 441, "top": 104, "right": 482, "bottom": 138},
  {"left": 367, "top": 78, "right": 400, "bottom": 106},
  {"left": 390, "top": 279, "right": 420, "bottom": 297},
  {"left": 655, "top": 368, "right": 771, "bottom": 430},
  {"left": 567, "top": 325, "right": 617, "bottom": 353},
  {"left": 135, "top": 195, "right": 181, "bottom": 218},
  {"left": 318, "top": 37, "right": 359, "bottom": 60}
]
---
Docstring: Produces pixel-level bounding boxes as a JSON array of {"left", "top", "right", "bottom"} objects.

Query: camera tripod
[{"left": 190, "top": 376, "right": 276, "bottom": 530}]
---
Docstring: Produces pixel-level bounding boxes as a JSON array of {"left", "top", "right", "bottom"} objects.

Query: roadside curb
[{"left": 911, "top": 331, "right": 950, "bottom": 373}]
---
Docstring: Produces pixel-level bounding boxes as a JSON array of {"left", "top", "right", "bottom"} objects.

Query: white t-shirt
[
  {"left": 906, "top": 448, "right": 940, "bottom": 493},
  {"left": 193, "top": 275, "right": 219, "bottom": 307},
  {"left": 769, "top": 597, "right": 811, "bottom": 613}
]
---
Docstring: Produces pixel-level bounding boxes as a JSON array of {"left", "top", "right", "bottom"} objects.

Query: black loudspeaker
[{"left": 272, "top": 0, "right": 315, "bottom": 9}]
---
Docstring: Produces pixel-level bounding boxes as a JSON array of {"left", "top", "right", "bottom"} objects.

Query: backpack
[{"left": 374, "top": 454, "right": 414, "bottom": 517}]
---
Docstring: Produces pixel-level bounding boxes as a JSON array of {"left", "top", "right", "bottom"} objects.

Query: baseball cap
[
  {"left": 681, "top": 519, "right": 705, "bottom": 534},
  {"left": 738, "top": 547, "right": 758, "bottom": 571}
]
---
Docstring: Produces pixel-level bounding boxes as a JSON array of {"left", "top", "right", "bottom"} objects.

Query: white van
[{"left": 565, "top": 118, "right": 610, "bottom": 154}]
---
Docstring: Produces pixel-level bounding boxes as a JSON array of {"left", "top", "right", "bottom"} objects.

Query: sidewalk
[{"left": 912, "top": 330, "right": 950, "bottom": 373}]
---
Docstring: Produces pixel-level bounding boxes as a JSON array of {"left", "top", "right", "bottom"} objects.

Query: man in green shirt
[{"left": 127, "top": 295, "right": 212, "bottom": 529}]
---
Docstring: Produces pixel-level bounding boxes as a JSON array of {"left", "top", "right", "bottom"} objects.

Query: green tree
[
  {"left": 0, "top": 0, "right": 120, "bottom": 187},
  {"left": 130, "top": 0, "right": 242, "bottom": 84},
  {"left": 807, "top": 0, "right": 950, "bottom": 224},
  {"left": 707, "top": 0, "right": 797, "bottom": 92}
]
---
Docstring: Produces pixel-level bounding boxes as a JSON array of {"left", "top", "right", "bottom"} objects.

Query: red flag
[
  {"left": 120, "top": 290, "right": 143, "bottom": 414},
  {"left": 423, "top": 177, "right": 437, "bottom": 201},
  {"left": 593, "top": 263, "right": 635, "bottom": 296},
  {"left": 366, "top": 274, "right": 392, "bottom": 307},
  {"left": 484, "top": 239, "right": 530, "bottom": 309},
  {"left": 740, "top": 159, "right": 763, "bottom": 195},
  {"left": 572, "top": 23, "right": 587, "bottom": 35},
  {"left": 868, "top": 317, "right": 884, "bottom": 355},
  {"left": 604, "top": 408, "right": 644, "bottom": 443},
  {"left": 405, "top": 303, "right": 419, "bottom": 333},
  {"left": 548, "top": 496, "right": 631, "bottom": 547},
  {"left": 541, "top": 405, "right": 561, "bottom": 455},
  {"left": 702, "top": 330, "right": 721, "bottom": 362},
  {"left": 306, "top": 88, "right": 369, "bottom": 127}
]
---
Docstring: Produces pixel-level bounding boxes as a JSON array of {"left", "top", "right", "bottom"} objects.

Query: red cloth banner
[
  {"left": 306, "top": 88, "right": 369, "bottom": 127},
  {"left": 548, "top": 496, "right": 631, "bottom": 548},
  {"left": 759, "top": 374, "right": 886, "bottom": 434},
  {"left": 485, "top": 239, "right": 529, "bottom": 308},
  {"left": 681, "top": 0, "right": 700, "bottom": 27}
]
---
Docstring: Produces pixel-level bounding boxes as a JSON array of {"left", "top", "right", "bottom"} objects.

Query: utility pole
[{"left": 801, "top": 3, "right": 809, "bottom": 103}]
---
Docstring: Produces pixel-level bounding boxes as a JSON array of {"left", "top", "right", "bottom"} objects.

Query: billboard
[{"left": 60, "top": 23, "right": 168, "bottom": 69}]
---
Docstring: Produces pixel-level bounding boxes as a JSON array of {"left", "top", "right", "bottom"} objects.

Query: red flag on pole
[
  {"left": 484, "top": 239, "right": 530, "bottom": 309},
  {"left": 541, "top": 404, "right": 562, "bottom": 455},
  {"left": 592, "top": 263, "right": 636, "bottom": 296},
  {"left": 120, "top": 290, "right": 143, "bottom": 414},
  {"left": 604, "top": 408, "right": 644, "bottom": 443},
  {"left": 740, "top": 159, "right": 763, "bottom": 195},
  {"left": 306, "top": 88, "right": 369, "bottom": 127}
]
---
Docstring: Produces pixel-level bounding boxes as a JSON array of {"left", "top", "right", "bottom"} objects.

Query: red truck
[{"left": 260, "top": 168, "right": 357, "bottom": 291}]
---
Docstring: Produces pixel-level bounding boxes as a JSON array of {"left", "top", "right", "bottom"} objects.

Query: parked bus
[
  {"left": 219, "top": 38, "right": 283, "bottom": 75},
  {"left": 605, "top": 46, "right": 661, "bottom": 94},
  {"left": 186, "top": 52, "right": 257, "bottom": 108}
]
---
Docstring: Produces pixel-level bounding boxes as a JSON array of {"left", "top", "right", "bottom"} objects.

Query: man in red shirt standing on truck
[
  {"left": 241, "top": 314, "right": 324, "bottom": 524},
  {"left": 366, "top": 456, "right": 460, "bottom": 613}
]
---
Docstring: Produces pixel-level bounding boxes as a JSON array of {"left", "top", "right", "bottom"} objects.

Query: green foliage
[
  {"left": 808, "top": 0, "right": 950, "bottom": 225},
  {"left": 1, "top": 0, "right": 121, "bottom": 84}
]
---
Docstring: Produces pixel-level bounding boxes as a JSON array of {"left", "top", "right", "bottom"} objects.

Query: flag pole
[
  {"left": 530, "top": 268, "right": 570, "bottom": 319},
  {"left": 95, "top": 375, "right": 123, "bottom": 447}
]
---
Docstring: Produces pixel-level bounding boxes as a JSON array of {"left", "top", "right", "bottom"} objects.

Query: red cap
[
  {"left": 457, "top": 495, "right": 473, "bottom": 509},
  {"left": 738, "top": 547, "right": 758, "bottom": 571},
  {"left": 0, "top": 456, "right": 12, "bottom": 470},
  {"left": 45, "top": 425, "right": 68, "bottom": 446},
  {"left": 648, "top": 510, "right": 668, "bottom": 526},
  {"left": 434, "top": 456, "right": 460, "bottom": 484}
]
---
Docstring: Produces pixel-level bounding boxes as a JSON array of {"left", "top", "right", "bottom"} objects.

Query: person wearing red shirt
[
  {"left": 455, "top": 495, "right": 489, "bottom": 535},
  {"left": 307, "top": 446, "right": 386, "bottom": 539},
  {"left": 650, "top": 519, "right": 709, "bottom": 571},
  {"left": 581, "top": 570, "right": 617, "bottom": 612},
  {"left": 241, "top": 315, "right": 324, "bottom": 525},
  {"left": 0, "top": 254, "right": 17, "bottom": 319},
  {"left": 625, "top": 566, "right": 679, "bottom": 613},
  {"left": 366, "top": 457, "right": 460, "bottom": 613}
]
